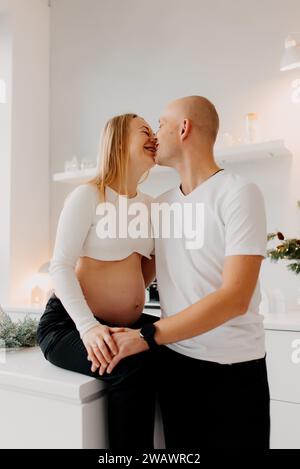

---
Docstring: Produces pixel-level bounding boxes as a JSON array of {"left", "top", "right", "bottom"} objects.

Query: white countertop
[
  {"left": 0, "top": 347, "right": 106, "bottom": 402},
  {"left": 0, "top": 310, "right": 299, "bottom": 401},
  {"left": 262, "top": 311, "right": 300, "bottom": 332}
]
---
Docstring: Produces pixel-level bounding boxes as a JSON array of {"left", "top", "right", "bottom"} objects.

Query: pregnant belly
[{"left": 75, "top": 254, "right": 146, "bottom": 326}]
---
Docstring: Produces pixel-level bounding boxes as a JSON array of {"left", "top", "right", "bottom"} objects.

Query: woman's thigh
[
  {"left": 37, "top": 294, "right": 160, "bottom": 386},
  {"left": 46, "top": 325, "right": 156, "bottom": 387}
]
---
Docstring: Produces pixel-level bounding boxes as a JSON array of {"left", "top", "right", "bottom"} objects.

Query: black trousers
[
  {"left": 36, "top": 294, "right": 160, "bottom": 449},
  {"left": 156, "top": 345, "right": 270, "bottom": 449}
]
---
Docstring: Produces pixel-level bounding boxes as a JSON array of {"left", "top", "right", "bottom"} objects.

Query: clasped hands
[{"left": 82, "top": 323, "right": 149, "bottom": 376}]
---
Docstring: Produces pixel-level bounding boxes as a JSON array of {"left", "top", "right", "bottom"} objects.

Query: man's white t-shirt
[{"left": 153, "top": 169, "right": 267, "bottom": 364}]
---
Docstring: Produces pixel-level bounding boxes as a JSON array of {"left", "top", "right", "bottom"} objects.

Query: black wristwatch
[{"left": 139, "top": 323, "right": 159, "bottom": 350}]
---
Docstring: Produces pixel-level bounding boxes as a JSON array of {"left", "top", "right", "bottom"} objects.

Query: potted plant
[
  {"left": 267, "top": 231, "right": 300, "bottom": 275},
  {"left": 0, "top": 306, "right": 38, "bottom": 352},
  {"left": 267, "top": 201, "right": 300, "bottom": 275}
]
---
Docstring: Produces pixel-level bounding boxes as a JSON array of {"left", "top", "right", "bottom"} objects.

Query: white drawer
[
  {"left": 270, "top": 400, "right": 300, "bottom": 449},
  {"left": 265, "top": 329, "right": 300, "bottom": 403}
]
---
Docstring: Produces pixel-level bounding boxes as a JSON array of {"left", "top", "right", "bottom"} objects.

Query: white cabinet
[
  {"left": 265, "top": 329, "right": 300, "bottom": 403},
  {"left": 265, "top": 328, "right": 300, "bottom": 449},
  {"left": 270, "top": 400, "right": 300, "bottom": 449},
  {"left": 0, "top": 347, "right": 108, "bottom": 449},
  {"left": 0, "top": 346, "right": 165, "bottom": 449}
]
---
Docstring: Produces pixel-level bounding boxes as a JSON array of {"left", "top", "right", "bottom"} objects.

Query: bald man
[{"left": 107, "top": 96, "right": 270, "bottom": 450}]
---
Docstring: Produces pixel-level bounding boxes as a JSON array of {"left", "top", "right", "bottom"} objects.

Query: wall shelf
[
  {"left": 52, "top": 140, "right": 291, "bottom": 184},
  {"left": 215, "top": 139, "right": 291, "bottom": 165},
  {"left": 52, "top": 167, "right": 96, "bottom": 185}
]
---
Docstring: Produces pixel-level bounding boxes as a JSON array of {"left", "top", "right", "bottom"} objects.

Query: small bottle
[
  {"left": 70, "top": 155, "right": 79, "bottom": 171},
  {"left": 245, "top": 113, "right": 258, "bottom": 144},
  {"left": 80, "top": 157, "right": 95, "bottom": 170}
]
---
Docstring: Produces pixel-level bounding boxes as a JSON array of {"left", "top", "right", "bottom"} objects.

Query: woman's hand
[
  {"left": 82, "top": 324, "right": 125, "bottom": 375},
  {"left": 106, "top": 328, "right": 149, "bottom": 374}
]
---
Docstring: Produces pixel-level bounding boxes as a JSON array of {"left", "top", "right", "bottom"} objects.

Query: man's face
[{"left": 155, "top": 106, "right": 181, "bottom": 166}]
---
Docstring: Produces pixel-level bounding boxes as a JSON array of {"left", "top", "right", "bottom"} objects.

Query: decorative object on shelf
[
  {"left": 280, "top": 33, "right": 300, "bottom": 71},
  {"left": 64, "top": 155, "right": 79, "bottom": 172},
  {"left": 53, "top": 166, "right": 97, "bottom": 184},
  {"left": 53, "top": 140, "right": 292, "bottom": 184},
  {"left": 245, "top": 112, "right": 259, "bottom": 144},
  {"left": 80, "top": 157, "right": 95, "bottom": 170},
  {"left": 64, "top": 156, "right": 96, "bottom": 173},
  {"left": 0, "top": 305, "right": 38, "bottom": 350},
  {"left": 26, "top": 262, "right": 53, "bottom": 307}
]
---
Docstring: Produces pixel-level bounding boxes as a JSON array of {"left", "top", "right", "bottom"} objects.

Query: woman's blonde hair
[{"left": 87, "top": 113, "right": 147, "bottom": 201}]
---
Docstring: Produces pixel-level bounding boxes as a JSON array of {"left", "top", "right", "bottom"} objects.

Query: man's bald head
[{"left": 165, "top": 96, "right": 219, "bottom": 144}]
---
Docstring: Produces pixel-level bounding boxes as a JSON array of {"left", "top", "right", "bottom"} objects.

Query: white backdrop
[{"left": 50, "top": 0, "right": 300, "bottom": 311}]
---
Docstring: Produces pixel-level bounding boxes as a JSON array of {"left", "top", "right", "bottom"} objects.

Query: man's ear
[{"left": 180, "top": 118, "right": 191, "bottom": 141}]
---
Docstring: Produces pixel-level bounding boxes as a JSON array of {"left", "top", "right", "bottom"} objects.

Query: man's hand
[
  {"left": 105, "top": 328, "right": 149, "bottom": 374},
  {"left": 82, "top": 324, "right": 126, "bottom": 374}
]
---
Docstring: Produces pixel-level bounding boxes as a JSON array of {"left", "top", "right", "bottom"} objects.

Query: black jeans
[
  {"left": 156, "top": 345, "right": 270, "bottom": 449},
  {"left": 36, "top": 293, "right": 160, "bottom": 449}
]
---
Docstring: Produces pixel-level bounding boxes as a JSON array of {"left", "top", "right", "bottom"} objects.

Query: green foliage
[
  {"left": 267, "top": 232, "right": 300, "bottom": 275},
  {"left": 0, "top": 313, "right": 38, "bottom": 349}
]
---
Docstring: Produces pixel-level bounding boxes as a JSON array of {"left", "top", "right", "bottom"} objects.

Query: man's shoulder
[
  {"left": 218, "top": 169, "right": 247, "bottom": 186},
  {"left": 222, "top": 170, "right": 262, "bottom": 196},
  {"left": 215, "top": 170, "right": 259, "bottom": 196}
]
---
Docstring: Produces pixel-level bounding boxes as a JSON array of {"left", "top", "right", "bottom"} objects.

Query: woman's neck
[{"left": 109, "top": 173, "right": 140, "bottom": 198}]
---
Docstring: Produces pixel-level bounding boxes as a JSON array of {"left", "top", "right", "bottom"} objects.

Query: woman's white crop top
[{"left": 49, "top": 184, "right": 154, "bottom": 338}]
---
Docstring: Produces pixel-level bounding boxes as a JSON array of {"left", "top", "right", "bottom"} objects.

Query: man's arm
[
  {"left": 106, "top": 254, "right": 263, "bottom": 374},
  {"left": 153, "top": 254, "right": 263, "bottom": 345}
]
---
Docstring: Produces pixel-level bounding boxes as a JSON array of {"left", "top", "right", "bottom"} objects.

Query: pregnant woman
[{"left": 37, "top": 113, "right": 159, "bottom": 449}]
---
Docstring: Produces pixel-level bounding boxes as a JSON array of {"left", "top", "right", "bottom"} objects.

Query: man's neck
[{"left": 176, "top": 153, "right": 221, "bottom": 196}]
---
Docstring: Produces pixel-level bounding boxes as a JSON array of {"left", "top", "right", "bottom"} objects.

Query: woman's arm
[
  {"left": 141, "top": 255, "right": 156, "bottom": 288},
  {"left": 50, "top": 184, "right": 124, "bottom": 374},
  {"left": 49, "top": 184, "right": 100, "bottom": 337}
]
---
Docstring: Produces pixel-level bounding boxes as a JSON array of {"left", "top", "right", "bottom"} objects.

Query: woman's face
[{"left": 128, "top": 117, "right": 157, "bottom": 173}]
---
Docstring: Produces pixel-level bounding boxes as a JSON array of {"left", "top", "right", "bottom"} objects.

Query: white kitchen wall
[
  {"left": 0, "top": 0, "right": 50, "bottom": 305},
  {"left": 0, "top": 10, "right": 12, "bottom": 304},
  {"left": 50, "top": 0, "right": 300, "bottom": 310}
]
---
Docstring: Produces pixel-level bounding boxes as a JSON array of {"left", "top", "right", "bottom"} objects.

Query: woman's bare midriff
[{"left": 74, "top": 253, "right": 146, "bottom": 326}]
